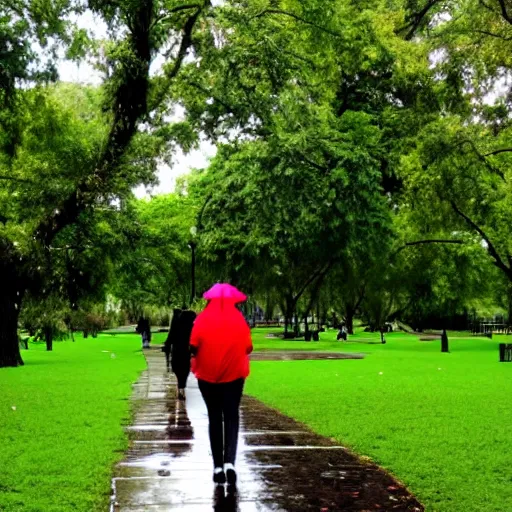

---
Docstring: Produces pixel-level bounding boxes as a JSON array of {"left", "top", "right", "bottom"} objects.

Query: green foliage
[
  {"left": 176, "top": 0, "right": 452, "bottom": 331},
  {"left": 19, "top": 294, "right": 70, "bottom": 341},
  {"left": 0, "top": 0, "right": 216, "bottom": 365},
  {"left": 111, "top": 193, "right": 197, "bottom": 313},
  {"left": 3, "top": 0, "right": 512, "bottom": 367},
  {"left": 396, "top": 0, "right": 512, "bottom": 287}
]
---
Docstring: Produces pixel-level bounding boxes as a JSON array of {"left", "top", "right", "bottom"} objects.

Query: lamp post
[{"left": 189, "top": 226, "right": 197, "bottom": 306}]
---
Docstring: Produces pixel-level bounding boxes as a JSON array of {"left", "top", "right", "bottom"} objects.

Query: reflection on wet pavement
[{"left": 111, "top": 348, "right": 423, "bottom": 511}]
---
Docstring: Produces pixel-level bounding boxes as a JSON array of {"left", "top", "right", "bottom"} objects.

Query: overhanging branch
[
  {"left": 151, "top": 3, "right": 201, "bottom": 28},
  {"left": 392, "top": 239, "right": 465, "bottom": 258},
  {"left": 450, "top": 200, "right": 512, "bottom": 279},
  {"left": 405, "top": 239, "right": 464, "bottom": 247},
  {"left": 472, "top": 29, "right": 512, "bottom": 41},
  {"left": 497, "top": 0, "right": 512, "bottom": 24},
  {"left": 251, "top": 9, "right": 343, "bottom": 38},
  {"left": 151, "top": 6, "right": 203, "bottom": 109},
  {"left": 297, "top": 153, "right": 330, "bottom": 173},
  {"left": 458, "top": 139, "right": 505, "bottom": 179},
  {"left": 484, "top": 148, "right": 512, "bottom": 156},
  {"left": 0, "top": 175, "right": 32, "bottom": 183},
  {"left": 293, "top": 259, "right": 336, "bottom": 303},
  {"left": 397, "top": 0, "right": 442, "bottom": 40},
  {"left": 37, "top": 3, "right": 204, "bottom": 249}
]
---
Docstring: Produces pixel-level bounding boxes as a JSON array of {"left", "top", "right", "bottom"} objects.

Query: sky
[{"left": 57, "top": 10, "right": 217, "bottom": 198}]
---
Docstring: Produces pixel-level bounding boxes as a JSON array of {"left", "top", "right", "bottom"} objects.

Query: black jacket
[{"left": 164, "top": 309, "right": 196, "bottom": 376}]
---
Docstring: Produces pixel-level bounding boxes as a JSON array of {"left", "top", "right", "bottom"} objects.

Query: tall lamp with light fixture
[{"left": 188, "top": 226, "right": 197, "bottom": 306}]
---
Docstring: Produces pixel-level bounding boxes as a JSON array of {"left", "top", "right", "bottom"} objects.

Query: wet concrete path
[{"left": 111, "top": 348, "right": 423, "bottom": 511}]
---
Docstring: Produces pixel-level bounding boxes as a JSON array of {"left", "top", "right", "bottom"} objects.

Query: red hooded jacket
[{"left": 190, "top": 299, "right": 253, "bottom": 383}]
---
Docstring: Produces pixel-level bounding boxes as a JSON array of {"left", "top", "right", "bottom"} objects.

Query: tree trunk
[
  {"left": 283, "top": 296, "right": 297, "bottom": 338},
  {"left": 507, "top": 284, "right": 512, "bottom": 331},
  {"left": 344, "top": 308, "right": 355, "bottom": 335},
  {"left": 293, "top": 311, "right": 300, "bottom": 337},
  {"left": 304, "top": 314, "right": 310, "bottom": 341},
  {"left": 441, "top": 329, "right": 449, "bottom": 353},
  {"left": 44, "top": 327, "right": 53, "bottom": 351},
  {"left": 321, "top": 310, "right": 328, "bottom": 328},
  {"left": 0, "top": 280, "right": 23, "bottom": 367}
]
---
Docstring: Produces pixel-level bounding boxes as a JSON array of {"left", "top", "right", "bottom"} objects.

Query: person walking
[
  {"left": 190, "top": 283, "right": 253, "bottom": 486},
  {"left": 163, "top": 308, "right": 196, "bottom": 400},
  {"left": 136, "top": 317, "right": 151, "bottom": 348}
]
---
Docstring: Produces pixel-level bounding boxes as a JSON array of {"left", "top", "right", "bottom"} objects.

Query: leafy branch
[
  {"left": 398, "top": 0, "right": 443, "bottom": 40},
  {"left": 251, "top": 9, "right": 343, "bottom": 38},
  {"left": 150, "top": 3, "right": 202, "bottom": 29},
  {"left": 484, "top": 148, "right": 512, "bottom": 156},
  {"left": 392, "top": 239, "right": 465, "bottom": 258},
  {"left": 457, "top": 139, "right": 505, "bottom": 179},
  {"left": 0, "top": 175, "right": 32, "bottom": 183},
  {"left": 497, "top": 0, "right": 512, "bottom": 24},
  {"left": 450, "top": 200, "right": 512, "bottom": 279}
]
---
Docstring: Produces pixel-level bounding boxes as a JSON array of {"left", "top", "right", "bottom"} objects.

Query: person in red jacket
[{"left": 190, "top": 283, "right": 253, "bottom": 486}]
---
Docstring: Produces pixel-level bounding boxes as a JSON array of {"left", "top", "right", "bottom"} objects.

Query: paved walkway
[{"left": 110, "top": 348, "right": 423, "bottom": 511}]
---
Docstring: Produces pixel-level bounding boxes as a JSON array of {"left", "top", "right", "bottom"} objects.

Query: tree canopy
[{"left": 2, "top": 0, "right": 512, "bottom": 365}]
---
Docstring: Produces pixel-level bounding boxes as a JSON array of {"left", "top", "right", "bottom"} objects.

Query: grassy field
[
  {"left": 3, "top": 326, "right": 511, "bottom": 511},
  {"left": 0, "top": 333, "right": 167, "bottom": 512},
  {"left": 246, "top": 328, "right": 512, "bottom": 512}
]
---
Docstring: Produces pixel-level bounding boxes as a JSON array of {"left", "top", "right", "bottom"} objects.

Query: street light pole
[{"left": 189, "top": 226, "right": 197, "bottom": 307}]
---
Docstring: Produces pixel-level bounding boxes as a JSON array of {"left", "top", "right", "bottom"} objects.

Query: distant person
[
  {"left": 337, "top": 322, "right": 348, "bottom": 341},
  {"left": 136, "top": 317, "right": 151, "bottom": 348},
  {"left": 190, "top": 283, "right": 253, "bottom": 486},
  {"left": 164, "top": 308, "right": 196, "bottom": 400}
]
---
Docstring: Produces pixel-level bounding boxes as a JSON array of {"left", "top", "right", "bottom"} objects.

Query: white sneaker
[
  {"left": 213, "top": 467, "right": 226, "bottom": 484},
  {"left": 224, "top": 463, "right": 237, "bottom": 484}
]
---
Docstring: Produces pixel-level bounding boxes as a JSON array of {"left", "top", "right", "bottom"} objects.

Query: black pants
[
  {"left": 172, "top": 353, "right": 191, "bottom": 389},
  {"left": 198, "top": 378, "right": 244, "bottom": 468},
  {"left": 174, "top": 370, "right": 189, "bottom": 389}
]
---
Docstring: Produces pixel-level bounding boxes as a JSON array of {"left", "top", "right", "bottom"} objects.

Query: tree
[
  {"left": 181, "top": 0, "right": 441, "bottom": 336},
  {"left": 1, "top": 0, "right": 214, "bottom": 367},
  {"left": 1, "top": 0, "right": 469, "bottom": 366},
  {"left": 111, "top": 193, "right": 197, "bottom": 314},
  {"left": 19, "top": 294, "right": 70, "bottom": 351},
  {"left": 397, "top": 0, "right": 512, "bottom": 291}
]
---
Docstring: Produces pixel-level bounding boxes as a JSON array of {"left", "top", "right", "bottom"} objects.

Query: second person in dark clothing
[{"left": 164, "top": 308, "right": 196, "bottom": 400}]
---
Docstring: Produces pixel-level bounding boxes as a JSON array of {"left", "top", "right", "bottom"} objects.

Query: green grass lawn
[
  {"left": 0, "top": 333, "right": 164, "bottom": 512},
  {"left": 246, "top": 328, "right": 512, "bottom": 512}
]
